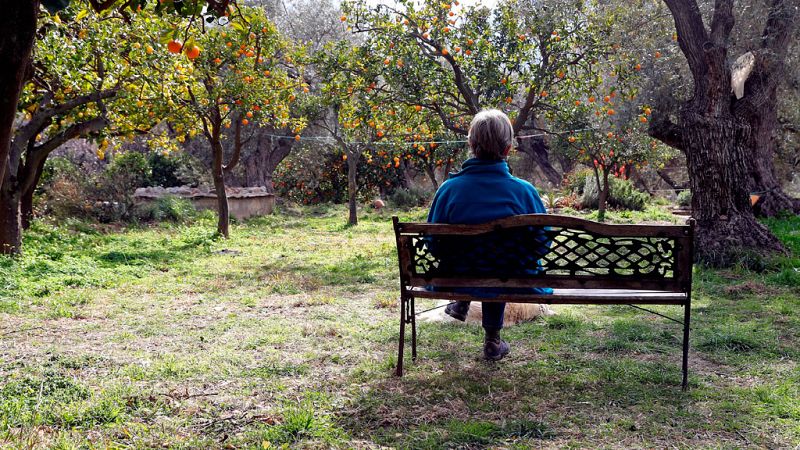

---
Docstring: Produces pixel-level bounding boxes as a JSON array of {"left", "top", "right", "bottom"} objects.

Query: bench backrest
[{"left": 392, "top": 215, "right": 694, "bottom": 293}]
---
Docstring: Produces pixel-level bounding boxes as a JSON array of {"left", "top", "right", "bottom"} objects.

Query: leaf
[{"left": 75, "top": 8, "right": 89, "bottom": 22}]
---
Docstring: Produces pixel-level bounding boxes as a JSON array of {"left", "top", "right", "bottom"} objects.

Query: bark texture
[
  {"left": 0, "top": 175, "right": 21, "bottom": 255},
  {"left": 346, "top": 152, "right": 359, "bottom": 226},
  {"left": 0, "top": 1, "right": 38, "bottom": 184},
  {"left": 516, "top": 133, "right": 562, "bottom": 187},
  {"left": 652, "top": 0, "right": 799, "bottom": 218},
  {"left": 661, "top": 0, "right": 786, "bottom": 265},
  {"left": 211, "top": 135, "right": 230, "bottom": 238}
]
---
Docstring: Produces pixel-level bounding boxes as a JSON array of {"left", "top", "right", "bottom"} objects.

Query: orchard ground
[{"left": 1, "top": 205, "right": 799, "bottom": 449}]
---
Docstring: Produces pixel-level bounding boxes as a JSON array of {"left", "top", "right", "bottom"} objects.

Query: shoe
[
  {"left": 484, "top": 336, "right": 510, "bottom": 361},
  {"left": 444, "top": 302, "right": 468, "bottom": 322}
]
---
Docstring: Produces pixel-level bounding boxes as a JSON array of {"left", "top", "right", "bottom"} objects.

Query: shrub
[
  {"left": 147, "top": 152, "right": 183, "bottom": 187},
  {"left": 388, "top": 186, "right": 432, "bottom": 208},
  {"left": 563, "top": 168, "right": 592, "bottom": 195},
  {"left": 577, "top": 173, "right": 649, "bottom": 211},
  {"left": 134, "top": 196, "right": 196, "bottom": 223},
  {"left": 677, "top": 190, "right": 692, "bottom": 207}
]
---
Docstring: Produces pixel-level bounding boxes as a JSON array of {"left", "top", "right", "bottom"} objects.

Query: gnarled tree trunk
[
  {"left": 0, "top": 178, "right": 22, "bottom": 255},
  {"left": 657, "top": 0, "right": 787, "bottom": 265},
  {"left": 0, "top": 1, "right": 38, "bottom": 185},
  {"left": 516, "top": 133, "right": 562, "bottom": 187},
  {"left": 241, "top": 132, "right": 294, "bottom": 192}
]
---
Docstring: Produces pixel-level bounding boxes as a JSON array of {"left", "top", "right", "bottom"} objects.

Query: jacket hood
[{"left": 450, "top": 158, "right": 511, "bottom": 178}]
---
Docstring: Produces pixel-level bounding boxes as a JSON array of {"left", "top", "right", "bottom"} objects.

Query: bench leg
[
  {"left": 682, "top": 301, "right": 691, "bottom": 391},
  {"left": 410, "top": 296, "right": 417, "bottom": 360},
  {"left": 396, "top": 295, "right": 406, "bottom": 377}
]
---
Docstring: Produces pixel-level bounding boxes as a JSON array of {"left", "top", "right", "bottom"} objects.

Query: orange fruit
[
  {"left": 295, "top": 134, "right": 301, "bottom": 141},
  {"left": 185, "top": 45, "right": 200, "bottom": 60},
  {"left": 635, "top": 63, "right": 641, "bottom": 71},
  {"left": 415, "top": 105, "right": 422, "bottom": 112},
  {"left": 568, "top": 136, "right": 576, "bottom": 143},
  {"left": 574, "top": 100, "right": 581, "bottom": 106},
  {"left": 246, "top": 111, "right": 253, "bottom": 118},
  {"left": 167, "top": 40, "right": 183, "bottom": 54},
  {"left": 639, "top": 116, "right": 648, "bottom": 123},
  {"left": 441, "top": 48, "right": 449, "bottom": 55},
  {"left": 607, "top": 109, "right": 615, "bottom": 115},
  {"left": 340, "top": 15, "right": 347, "bottom": 22},
  {"left": 242, "top": 119, "right": 249, "bottom": 125},
  {"left": 655, "top": 51, "right": 662, "bottom": 58},
  {"left": 588, "top": 96, "right": 595, "bottom": 103},
  {"left": 214, "top": 57, "right": 222, "bottom": 64}
]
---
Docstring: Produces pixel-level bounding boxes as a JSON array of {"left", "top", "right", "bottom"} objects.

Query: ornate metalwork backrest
[{"left": 393, "top": 215, "right": 693, "bottom": 293}]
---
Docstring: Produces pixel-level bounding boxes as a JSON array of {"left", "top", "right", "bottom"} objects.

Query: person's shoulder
[{"left": 508, "top": 175, "right": 540, "bottom": 195}]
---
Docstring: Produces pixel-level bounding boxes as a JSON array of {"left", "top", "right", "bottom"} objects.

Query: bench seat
[
  {"left": 408, "top": 287, "right": 688, "bottom": 304},
  {"left": 392, "top": 214, "right": 696, "bottom": 389}
]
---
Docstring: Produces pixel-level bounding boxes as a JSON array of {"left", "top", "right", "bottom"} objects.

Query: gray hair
[{"left": 468, "top": 109, "right": 514, "bottom": 160}]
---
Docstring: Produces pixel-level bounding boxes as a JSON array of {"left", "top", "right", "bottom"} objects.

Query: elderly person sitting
[{"left": 427, "top": 109, "right": 551, "bottom": 361}]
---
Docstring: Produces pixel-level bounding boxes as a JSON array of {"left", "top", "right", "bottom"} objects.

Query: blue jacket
[{"left": 427, "top": 157, "right": 552, "bottom": 296}]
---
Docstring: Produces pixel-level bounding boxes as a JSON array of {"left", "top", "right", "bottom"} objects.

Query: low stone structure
[{"left": 134, "top": 186, "right": 275, "bottom": 220}]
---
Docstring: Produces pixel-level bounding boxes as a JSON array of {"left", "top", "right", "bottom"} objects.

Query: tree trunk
[
  {"left": 211, "top": 137, "right": 230, "bottom": 238},
  {"left": 516, "top": 133, "right": 561, "bottom": 187},
  {"left": 239, "top": 130, "right": 295, "bottom": 192},
  {"left": 661, "top": 0, "right": 787, "bottom": 266},
  {"left": 20, "top": 156, "right": 46, "bottom": 230},
  {"left": 744, "top": 102, "right": 800, "bottom": 216},
  {"left": 347, "top": 153, "right": 359, "bottom": 226},
  {"left": 0, "top": 1, "right": 38, "bottom": 183},
  {"left": 597, "top": 169, "right": 610, "bottom": 223},
  {"left": 737, "top": 0, "right": 800, "bottom": 217},
  {"left": 423, "top": 164, "right": 439, "bottom": 190},
  {"left": 0, "top": 180, "right": 22, "bottom": 255},
  {"left": 682, "top": 112, "right": 784, "bottom": 265}
]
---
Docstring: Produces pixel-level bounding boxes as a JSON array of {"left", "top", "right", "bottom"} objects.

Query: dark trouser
[{"left": 453, "top": 301, "right": 505, "bottom": 330}]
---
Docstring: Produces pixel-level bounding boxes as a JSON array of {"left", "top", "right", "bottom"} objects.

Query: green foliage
[
  {"left": 134, "top": 196, "right": 197, "bottom": 223},
  {"left": 146, "top": 152, "right": 183, "bottom": 188},
  {"left": 572, "top": 171, "right": 649, "bottom": 211},
  {"left": 677, "top": 190, "right": 692, "bottom": 207},
  {"left": 387, "top": 186, "right": 432, "bottom": 209},
  {"left": 1, "top": 206, "right": 800, "bottom": 447}
]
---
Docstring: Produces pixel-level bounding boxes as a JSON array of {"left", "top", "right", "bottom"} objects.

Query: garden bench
[{"left": 392, "top": 215, "right": 695, "bottom": 390}]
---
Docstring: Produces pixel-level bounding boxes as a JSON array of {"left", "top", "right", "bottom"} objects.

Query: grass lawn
[{"left": 1, "top": 205, "right": 799, "bottom": 449}]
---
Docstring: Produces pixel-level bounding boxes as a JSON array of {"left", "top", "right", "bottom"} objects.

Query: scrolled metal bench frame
[{"left": 392, "top": 214, "right": 695, "bottom": 390}]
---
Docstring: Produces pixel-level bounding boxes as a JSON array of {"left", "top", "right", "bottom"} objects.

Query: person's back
[{"left": 426, "top": 109, "right": 551, "bottom": 361}]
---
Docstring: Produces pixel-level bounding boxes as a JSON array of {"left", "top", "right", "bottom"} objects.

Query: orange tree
[
  {"left": 0, "top": 0, "right": 237, "bottom": 254},
  {"left": 0, "top": 6, "right": 182, "bottom": 253},
  {"left": 153, "top": 7, "right": 307, "bottom": 237},
  {"left": 342, "top": 0, "right": 613, "bottom": 185},
  {"left": 315, "top": 40, "right": 425, "bottom": 225},
  {"left": 552, "top": 46, "right": 668, "bottom": 221}
]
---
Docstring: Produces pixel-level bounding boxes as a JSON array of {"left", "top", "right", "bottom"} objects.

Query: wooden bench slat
[
  {"left": 408, "top": 287, "right": 687, "bottom": 305},
  {"left": 406, "top": 276, "right": 683, "bottom": 292},
  {"left": 397, "top": 214, "right": 691, "bottom": 238}
]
